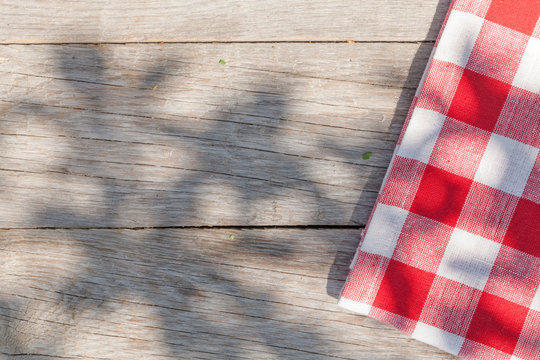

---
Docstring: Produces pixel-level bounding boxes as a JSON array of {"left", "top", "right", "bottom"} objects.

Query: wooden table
[{"left": 0, "top": 1, "right": 458, "bottom": 358}]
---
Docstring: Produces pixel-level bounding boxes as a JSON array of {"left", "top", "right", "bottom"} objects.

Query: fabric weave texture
[{"left": 338, "top": 0, "right": 540, "bottom": 358}]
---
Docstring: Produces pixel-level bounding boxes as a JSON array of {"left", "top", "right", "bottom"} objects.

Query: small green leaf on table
[{"left": 362, "top": 152, "right": 373, "bottom": 160}]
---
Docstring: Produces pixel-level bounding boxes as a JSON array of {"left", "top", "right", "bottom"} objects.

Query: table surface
[{"left": 0, "top": 1, "right": 459, "bottom": 359}]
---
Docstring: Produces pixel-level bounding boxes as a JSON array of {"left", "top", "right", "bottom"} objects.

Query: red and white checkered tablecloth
[{"left": 338, "top": 0, "right": 540, "bottom": 358}]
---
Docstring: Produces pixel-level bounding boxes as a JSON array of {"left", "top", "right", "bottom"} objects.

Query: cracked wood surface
[{"left": 0, "top": 1, "right": 458, "bottom": 359}]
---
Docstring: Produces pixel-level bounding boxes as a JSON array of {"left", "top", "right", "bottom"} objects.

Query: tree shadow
[
  {"left": 0, "top": 43, "right": 356, "bottom": 359},
  {"left": 2, "top": 1, "right": 504, "bottom": 357}
]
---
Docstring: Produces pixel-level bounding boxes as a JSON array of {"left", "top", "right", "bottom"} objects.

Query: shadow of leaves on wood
[
  {"left": 0, "top": 7, "right": 470, "bottom": 357},
  {"left": 0, "top": 44, "right": 369, "bottom": 359}
]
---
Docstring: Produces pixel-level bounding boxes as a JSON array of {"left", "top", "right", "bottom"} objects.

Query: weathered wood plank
[
  {"left": 0, "top": 228, "right": 457, "bottom": 359},
  {"left": 0, "top": 43, "right": 432, "bottom": 227},
  {"left": 0, "top": 0, "right": 450, "bottom": 43}
]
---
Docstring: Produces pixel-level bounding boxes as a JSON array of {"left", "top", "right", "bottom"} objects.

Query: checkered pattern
[{"left": 339, "top": 1, "right": 540, "bottom": 359}]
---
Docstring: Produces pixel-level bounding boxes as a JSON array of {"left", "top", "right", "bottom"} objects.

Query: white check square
[
  {"left": 437, "top": 229, "right": 501, "bottom": 290},
  {"left": 360, "top": 204, "right": 408, "bottom": 258},
  {"left": 474, "top": 134, "right": 539, "bottom": 197},
  {"left": 397, "top": 108, "right": 446, "bottom": 164},
  {"left": 412, "top": 322, "right": 465, "bottom": 355},
  {"left": 338, "top": 298, "right": 372, "bottom": 316},
  {"left": 513, "top": 37, "right": 540, "bottom": 94},
  {"left": 434, "top": 11, "right": 484, "bottom": 67}
]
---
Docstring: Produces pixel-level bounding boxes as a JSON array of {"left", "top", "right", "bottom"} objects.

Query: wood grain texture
[
  {"left": 0, "top": 228, "right": 457, "bottom": 359},
  {"left": 0, "top": 0, "right": 451, "bottom": 43},
  {"left": 0, "top": 43, "right": 433, "bottom": 227},
  {"left": 0, "top": 1, "right": 455, "bottom": 358}
]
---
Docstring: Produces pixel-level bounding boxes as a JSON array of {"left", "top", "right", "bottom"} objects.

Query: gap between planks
[
  {"left": 0, "top": 40, "right": 435, "bottom": 45},
  {"left": 0, "top": 225, "right": 365, "bottom": 230}
]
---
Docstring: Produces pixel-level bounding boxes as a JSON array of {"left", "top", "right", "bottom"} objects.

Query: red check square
[
  {"left": 369, "top": 307, "right": 417, "bottom": 336},
  {"left": 484, "top": 245, "right": 540, "bottom": 307},
  {"left": 522, "top": 153, "right": 540, "bottom": 204},
  {"left": 466, "top": 292, "right": 529, "bottom": 354},
  {"left": 485, "top": 0, "right": 540, "bottom": 35},
  {"left": 447, "top": 69, "right": 511, "bottom": 132},
  {"left": 419, "top": 276, "right": 482, "bottom": 336},
  {"left": 417, "top": 60, "right": 464, "bottom": 115},
  {"left": 459, "top": 340, "right": 513, "bottom": 360},
  {"left": 372, "top": 260, "right": 435, "bottom": 321},
  {"left": 453, "top": 0, "right": 491, "bottom": 18},
  {"left": 495, "top": 87, "right": 540, "bottom": 148},
  {"left": 378, "top": 156, "right": 426, "bottom": 211},
  {"left": 514, "top": 310, "right": 540, "bottom": 360},
  {"left": 456, "top": 182, "right": 519, "bottom": 243},
  {"left": 410, "top": 165, "right": 472, "bottom": 227},
  {"left": 341, "top": 251, "right": 390, "bottom": 306},
  {"left": 504, "top": 198, "right": 540, "bottom": 257},
  {"left": 466, "top": 21, "right": 529, "bottom": 83},
  {"left": 429, "top": 117, "right": 491, "bottom": 179},
  {"left": 393, "top": 213, "right": 453, "bottom": 273}
]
